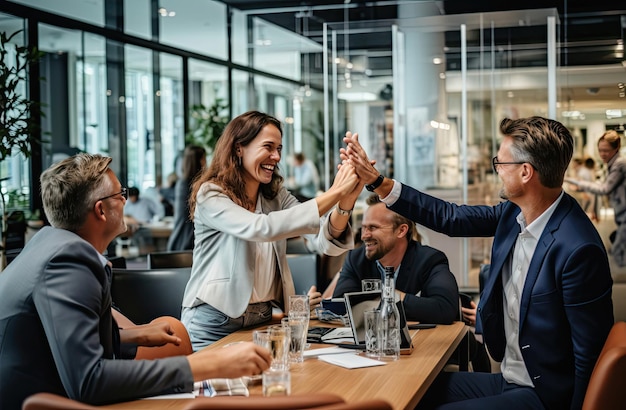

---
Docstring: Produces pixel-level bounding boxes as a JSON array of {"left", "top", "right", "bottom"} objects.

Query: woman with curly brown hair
[{"left": 181, "top": 111, "right": 363, "bottom": 349}]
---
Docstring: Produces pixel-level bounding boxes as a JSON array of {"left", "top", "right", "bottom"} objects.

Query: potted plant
[
  {"left": 0, "top": 30, "right": 45, "bottom": 269},
  {"left": 184, "top": 98, "right": 229, "bottom": 154}
]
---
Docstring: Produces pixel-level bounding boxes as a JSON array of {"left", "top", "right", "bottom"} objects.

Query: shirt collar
[{"left": 516, "top": 190, "right": 564, "bottom": 238}]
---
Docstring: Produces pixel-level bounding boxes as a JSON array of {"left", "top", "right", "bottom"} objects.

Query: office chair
[
  {"left": 111, "top": 267, "right": 191, "bottom": 324},
  {"left": 135, "top": 315, "right": 193, "bottom": 360},
  {"left": 183, "top": 393, "right": 345, "bottom": 409},
  {"left": 21, "top": 393, "right": 98, "bottom": 410},
  {"left": 147, "top": 250, "right": 193, "bottom": 269},
  {"left": 315, "top": 399, "right": 393, "bottom": 410},
  {"left": 106, "top": 255, "right": 127, "bottom": 268},
  {"left": 286, "top": 236, "right": 313, "bottom": 254},
  {"left": 286, "top": 253, "right": 319, "bottom": 295},
  {"left": 582, "top": 321, "right": 626, "bottom": 410}
]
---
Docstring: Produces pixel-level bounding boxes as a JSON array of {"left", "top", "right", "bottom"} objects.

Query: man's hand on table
[{"left": 188, "top": 342, "right": 271, "bottom": 381}]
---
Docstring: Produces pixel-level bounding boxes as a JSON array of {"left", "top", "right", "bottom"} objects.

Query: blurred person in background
[
  {"left": 167, "top": 145, "right": 206, "bottom": 251},
  {"left": 290, "top": 152, "right": 320, "bottom": 201},
  {"left": 566, "top": 130, "right": 626, "bottom": 265}
]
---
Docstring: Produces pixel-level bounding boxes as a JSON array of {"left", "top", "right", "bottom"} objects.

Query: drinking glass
[
  {"left": 262, "top": 369, "right": 291, "bottom": 396},
  {"left": 267, "top": 324, "right": 290, "bottom": 370},
  {"left": 289, "top": 294, "right": 310, "bottom": 318},
  {"left": 253, "top": 329, "right": 271, "bottom": 350},
  {"left": 364, "top": 309, "right": 380, "bottom": 358},
  {"left": 282, "top": 316, "right": 308, "bottom": 363},
  {"left": 361, "top": 279, "right": 382, "bottom": 292}
]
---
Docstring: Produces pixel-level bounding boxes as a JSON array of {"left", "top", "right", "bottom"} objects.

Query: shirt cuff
[{"left": 380, "top": 179, "right": 401, "bottom": 206}]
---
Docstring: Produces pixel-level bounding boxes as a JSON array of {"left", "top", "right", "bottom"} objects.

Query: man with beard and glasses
[{"left": 332, "top": 194, "right": 459, "bottom": 325}]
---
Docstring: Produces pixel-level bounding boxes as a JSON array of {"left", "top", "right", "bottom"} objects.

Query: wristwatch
[
  {"left": 335, "top": 205, "right": 352, "bottom": 217},
  {"left": 365, "top": 174, "right": 385, "bottom": 192}
]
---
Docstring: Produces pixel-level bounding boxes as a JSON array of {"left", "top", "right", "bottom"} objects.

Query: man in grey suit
[{"left": 0, "top": 154, "right": 270, "bottom": 409}]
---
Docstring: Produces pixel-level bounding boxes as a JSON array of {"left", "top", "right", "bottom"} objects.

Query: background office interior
[{"left": 1, "top": 0, "right": 625, "bottom": 288}]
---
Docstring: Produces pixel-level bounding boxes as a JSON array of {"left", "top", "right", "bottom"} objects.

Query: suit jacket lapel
[{"left": 518, "top": 195, "right": 570, "bottom": 326}]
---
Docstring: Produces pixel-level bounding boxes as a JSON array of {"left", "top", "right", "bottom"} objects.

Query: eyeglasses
[
  {"left": 97, "top": 187, "right": 127, "bottom": 202},
  {"left": 492, "top": 157, "right": 529, "bottom": 174},
  {"left": 361, "top": 224, "right": 394, "bottom": 233}
]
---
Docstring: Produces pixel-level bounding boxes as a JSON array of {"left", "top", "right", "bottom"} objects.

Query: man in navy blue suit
[{"left": 341, "top": 118, "right": 613, "bottom": 410}]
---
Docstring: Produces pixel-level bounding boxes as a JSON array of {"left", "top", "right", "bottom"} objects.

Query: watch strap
[
  {"left": 335, "top": 205, "right": 352, "bottom": 217},
  {"left": 366, "top": 174, "right": 385, "bottom": 191}
]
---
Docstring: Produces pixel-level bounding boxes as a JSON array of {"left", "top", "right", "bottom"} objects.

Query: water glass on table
[
  {"left": 362, "top": 279, "right": 382, "bottom": 292},
  {"left": 364, "top": 309, "right": 380, "bottom": 358},
  {"left": 253, "top": 329, "right": 271, "bottom": 350},
  {"left": 262, "top": 369, "right": 291, "bottom": 397},
  {"left": 281, "top": 316, "right": 308, "bottom": 363},
  {"left": 288, "top": 294, "right": 310, "bottom": 318},
  {"left": 267, "top": 324, "right": 291, "bottom": 371}
]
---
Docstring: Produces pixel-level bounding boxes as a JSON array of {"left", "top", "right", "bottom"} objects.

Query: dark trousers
[{"left": 417, "top": 372, "right": 545, "bottom": 410}]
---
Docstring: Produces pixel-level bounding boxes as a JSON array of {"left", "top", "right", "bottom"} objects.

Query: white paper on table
[
  {"left": 318, "top": 353, "right": 386, "bottom": 369},
  {"left": 321, "top": 338, "right": 355, "bottom": 345},
  {"left": 142, "top": 393, "right": 195, "bottom": 399},
  {"left": 303, "top": 346, "right": 356, "bottom": 358}
]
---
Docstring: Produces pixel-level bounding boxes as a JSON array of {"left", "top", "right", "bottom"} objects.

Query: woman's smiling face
[{"left": 239, "top": 124, "right": 283, "bottom": 188}]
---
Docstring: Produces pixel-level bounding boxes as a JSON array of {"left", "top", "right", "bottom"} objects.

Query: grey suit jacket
[{"left": 0, "top": 227, "right": 193, "bottom": 410}]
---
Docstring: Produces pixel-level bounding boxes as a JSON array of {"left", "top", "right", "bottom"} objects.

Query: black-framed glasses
[
  {"left": 97, "top": 187, "right": 127, "bottom": 202},
  {"left": 492, "top": 157, "right": 528, "bottom": 174}
]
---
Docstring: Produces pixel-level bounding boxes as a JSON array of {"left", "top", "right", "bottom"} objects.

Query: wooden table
[{"left": 102, "top": 321, "right": 467, "bottom": 410}]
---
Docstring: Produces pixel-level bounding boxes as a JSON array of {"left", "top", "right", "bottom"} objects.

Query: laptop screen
[
  {"left": 344, "top": 291, "right": 381, "bottom": 344},
  {"left": 344, "top": 290, "right": 412, "bottom": 348}
]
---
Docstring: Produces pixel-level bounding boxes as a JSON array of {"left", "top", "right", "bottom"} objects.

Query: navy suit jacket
[
  {"left": 390, "top": 185, "right": 613, "bottom": 410},
  {"left": 332, "top": 240, "right": 459, "bottom": 324}
]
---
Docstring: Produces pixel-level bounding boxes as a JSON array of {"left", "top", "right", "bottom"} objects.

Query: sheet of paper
[
  {"left": 303, "top": 346, "right": 357, "bottom": 358},
  {"left": 318, "top": 353, "right": 386, "bottom": 369},
  {"left": 321, "top": 327, "right": 353, "bottom": 341},
  {"left": 142, "top": 393, "right": 195, "bottom": 399}
]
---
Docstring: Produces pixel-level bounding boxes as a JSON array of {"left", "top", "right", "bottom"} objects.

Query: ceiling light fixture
[
  {"left": 337, "top": 91, "right": 377, "bottom": 101},
  {"left": 158, "top": 7, "right": 175, "bottom": 17}
]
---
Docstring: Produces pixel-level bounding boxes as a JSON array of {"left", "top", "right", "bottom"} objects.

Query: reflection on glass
[
  {"left": 159, "top": 53, "right": 184, "bottom": 181},
  {"left": 160, "top": 0, "right": 227, "bottom": 60},
  {"left": 125, "top": 45, "right": 154, "bottom": 191},
  {"left": 11, "top": 0, "right": 104, "bottom": 26}
]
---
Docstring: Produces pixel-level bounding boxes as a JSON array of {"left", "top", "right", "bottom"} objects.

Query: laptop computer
[
  {"left": 344, "top": 290, "right": 413, "bottom": 352},
  {"left": 344, "top": 290, "right": 382, "bottom": 345},
  {"left": 308, "top": 292, "right": 381, "bottom": 344}
]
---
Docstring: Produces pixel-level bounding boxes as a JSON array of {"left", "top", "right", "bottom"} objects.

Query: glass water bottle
[{"left": 377, "top": 266, "right": 400, "bottom": 360}]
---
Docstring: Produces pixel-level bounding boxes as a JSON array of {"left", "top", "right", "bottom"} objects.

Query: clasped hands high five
[{"left": 339, "top": 131, "right": 381, "bottom": 187}]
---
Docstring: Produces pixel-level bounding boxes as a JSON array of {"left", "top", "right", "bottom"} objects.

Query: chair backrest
[
  {"left": 287, "top": 253, "right": 319, "bottom": 295},
  {"left": 315, "top": 399, "right": 393, "bottom": 410},
  {"left": 135, "top": 316, "right": 193, "bottom": 360},
  {"left": 111, "top": 267, "right": 191, "bottom": 324},
  {"left": 286, "top": 236, "right": 313, "bottom": 254},
  {"left": 582, "top": 321, "right": 626, "bottom": 410},
  {"left": 21, "top": 392, "right": 98, "bottom": 410},
  {"left": 183, "top": 393, "right": 345, "bottom": 409},
  {"left": 106, "top": 255, "right": 127, "bottom": 269},
  {"left": 147, "top": 250, "right": 193, "bottom": 269}
]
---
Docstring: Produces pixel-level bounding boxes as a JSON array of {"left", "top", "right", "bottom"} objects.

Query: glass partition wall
[
  {"left": 0, "top": 0, "right": 325, "bottom": 222},
  {"left": 4, "top": 0, "right": 621, "bottom": 285},
  {"left": 323, "top": 9, "right": 560, "bottom": 288}
]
